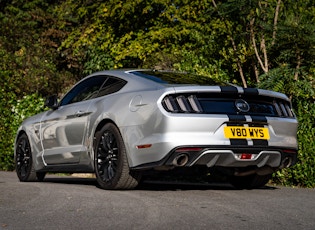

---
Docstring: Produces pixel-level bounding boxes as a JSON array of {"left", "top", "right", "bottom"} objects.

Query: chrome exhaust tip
[
  {"left": 280, "top": 157, "right": 293, "bottom": 169},
  {"left": 172, "top": 154, "right": 189, "bottom": 167}
]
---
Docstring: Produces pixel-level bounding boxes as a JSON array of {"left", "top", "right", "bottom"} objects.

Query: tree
[
  {"left": 0, "top": 0, "right": 73, "bottom": 170},
  {"left": 0, "top": 0, "right": 74, "bottom": 97},
  {"left": 57, "top": 0, "right": 230, "bottom": 80}
]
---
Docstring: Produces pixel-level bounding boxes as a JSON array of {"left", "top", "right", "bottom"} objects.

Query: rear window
[{"left": 130, "top": 70, "right": 226, "bottom": 86}]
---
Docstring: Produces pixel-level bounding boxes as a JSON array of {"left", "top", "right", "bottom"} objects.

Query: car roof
[
  {"left": 88, "top": 69, "right": 226, "bottom": 86},
  {"left": 86, "top": 69, "right": 290, "bottom": 101}
]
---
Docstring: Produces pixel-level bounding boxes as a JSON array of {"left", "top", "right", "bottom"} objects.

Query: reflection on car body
[{"left": 14, "top": 69, "right": 298, "bottom": 189}]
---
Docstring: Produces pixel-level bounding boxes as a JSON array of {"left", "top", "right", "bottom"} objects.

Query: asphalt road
[{"left": 0, "top": 171, "right": 314, "bottom": 230}]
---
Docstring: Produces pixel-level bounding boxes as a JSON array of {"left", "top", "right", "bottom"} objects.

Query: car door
[{"left": 40, "top": 76, "right": 107, "bottom": 165}]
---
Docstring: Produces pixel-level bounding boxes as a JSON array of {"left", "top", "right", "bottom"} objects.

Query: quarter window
[
  {"left": 97, "top": 77, "right": 127, "bottom": 97},
  {"left": 60, "top": 76, "right": 106, "bottom": 106},
  {"left": 59, "top": 75, "right": 127, "bottom": 106}
]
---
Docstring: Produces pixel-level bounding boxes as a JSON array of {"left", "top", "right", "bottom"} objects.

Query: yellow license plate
[{"left": 224, "top": 126, "right": 270, "bottom": 140}]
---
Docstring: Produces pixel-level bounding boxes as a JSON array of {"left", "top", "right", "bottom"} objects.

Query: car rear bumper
[
  {"left": 123, "top": 112, "right": 298, "bottom": 168},
  {"left": 132, "top": 146, "right": 298, "bottom": 171}
]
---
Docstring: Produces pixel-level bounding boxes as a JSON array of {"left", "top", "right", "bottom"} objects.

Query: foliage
[
  {"left": 0, "top": 64, "right": 17, "bottom": 170},
  {"left": 273, "top": 100, "right": 315, "bottom": 187},
  {"left": 259, "top": 65, "right": 315, "bottom": 187},
  {"left": 0, "top": 0, "right": 74, "bottom": 97},
  {"left": 0, "top": 88, "right": 45, "bottom": 170},
  {"left": 56, "top": 0, "right": 232, "bottom": 81}
]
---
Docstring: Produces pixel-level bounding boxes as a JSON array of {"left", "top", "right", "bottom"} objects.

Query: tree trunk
[
  {"left": 272, "top": 0, "right": 281, "bottom": 45},
  {"left": 250, "top": 18, "right": 268, "bottom": 74},
  {"left": 253, "top": 61, "right": 260, "bottom": 83},
  {"left": 294, "top": 51, "right": 302, "bottom": 81},
  {"left": 212, "top": 0, "right": 247, "bottom": 88}
]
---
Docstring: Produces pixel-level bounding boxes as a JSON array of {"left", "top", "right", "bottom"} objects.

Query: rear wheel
[
  {"left": 94, "top": 123, "right": 141, "bottom": 190},
  {"left": 15, "top": 133, "right": 43, "bottom": 182},
  {"left": 229, "top": 174, "right": 272, "bottom": 189}
]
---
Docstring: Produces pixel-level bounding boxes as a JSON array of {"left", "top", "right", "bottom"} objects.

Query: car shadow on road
[
  {"left": 41, "top": 175, "right": 278, "bottom": 191},
  {"left": 43, "top": 176, "right": 97, "bottom": 186},
  {"left": 137, "top": 180, "right": 278, "bottom": 191}
]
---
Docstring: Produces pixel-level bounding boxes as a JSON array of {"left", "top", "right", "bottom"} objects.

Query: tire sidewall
[
  {"left": 15, "top": 133, "right": 34, "bottom": 181},
  {"left": 94, "top": 123, "right": 127, "bottom": 189}
]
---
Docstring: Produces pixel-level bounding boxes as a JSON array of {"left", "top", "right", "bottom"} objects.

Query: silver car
[{"left": 14, "top": 69, "right": 298, "bottom": 189}]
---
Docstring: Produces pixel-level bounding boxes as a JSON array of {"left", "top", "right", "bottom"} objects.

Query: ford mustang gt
[{"left": 14, "top": 69, "right": 298, "bottom": 189}]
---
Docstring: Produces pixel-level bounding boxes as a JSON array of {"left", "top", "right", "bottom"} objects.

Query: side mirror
[{"left": 44, "top": 95, "right": 59, "bottom": 110}]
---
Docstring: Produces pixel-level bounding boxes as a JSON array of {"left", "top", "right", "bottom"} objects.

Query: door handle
[{"left": 75, "top": 111, "right": 85, "bottom": 117}]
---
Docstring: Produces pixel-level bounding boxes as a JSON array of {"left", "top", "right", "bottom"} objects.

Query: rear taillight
[
  {"left": 273, "top": 101, "right": 295, "bottom": 118},
  {"left": 162, "top": 95, "right": 203, "bottom": 113}
]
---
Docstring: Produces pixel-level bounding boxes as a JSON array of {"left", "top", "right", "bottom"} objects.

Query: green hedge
[
  {"left": 273, "top": 100, "right": 315, "bottom": 187},
  {"left": 0, "top": 93, "right": 45, "bottom": 170}
]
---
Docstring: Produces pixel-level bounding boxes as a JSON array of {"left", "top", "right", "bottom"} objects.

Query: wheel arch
[
  {"left": 14, "top": 129, "right": 27, "bottom": 156},
  {"left": 94, "top": 118, "right": 116, "bottom": 138},
  {"left": 92, "top": 118, "right": 134, "bottom": 168},
  {"left": 92, "top": 118, "right": 118, "bottom": 154},
  {"left": 16, "top": 129, "right": 27, "bottom": 138}
]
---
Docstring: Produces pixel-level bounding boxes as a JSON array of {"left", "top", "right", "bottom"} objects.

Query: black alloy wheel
[
  {"left": 94, "top": 123, "right": 141, "bottom": 190},
  {"left": 15, "top": 133, "right": 38, "bottom": 182},
  {"left": 97, "top": 129, "right": 118, "bottom": 183}
]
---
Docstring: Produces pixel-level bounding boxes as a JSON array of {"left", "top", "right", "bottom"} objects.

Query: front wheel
[
  {"left": 15, "top": 133, "right": 43, "bottom": 182},
  {"left": 229, "top": 174, "right": 272, "bottom": 189},
  {"left": 94, "top": 123, "right": 141, "bottom": 190}
]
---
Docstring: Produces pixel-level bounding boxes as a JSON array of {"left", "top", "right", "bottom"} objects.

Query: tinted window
[
  {"left": 60, "top": 76, "right": 106, "bottom": 106},
  {"left": 130, "top": 71, "right": 226, "bottom": 86},
  {"left": 97, "top": 77, "right": 127, "bottom": 97}
]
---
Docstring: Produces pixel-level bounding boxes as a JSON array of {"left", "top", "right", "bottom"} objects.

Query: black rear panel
[{"left": 162, "top": 92, "right": 295, "bottom": 118}]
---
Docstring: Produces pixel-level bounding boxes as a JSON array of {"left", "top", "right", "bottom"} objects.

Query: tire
[
  {"left": 229, "top": 174, "right": 272, "bottom": 189},
  {"left": 15, "top": 133, "right": 40, "bottom": 182},
  {"left": 94, "top": 123, "right": 141, "bottom": 190}
]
